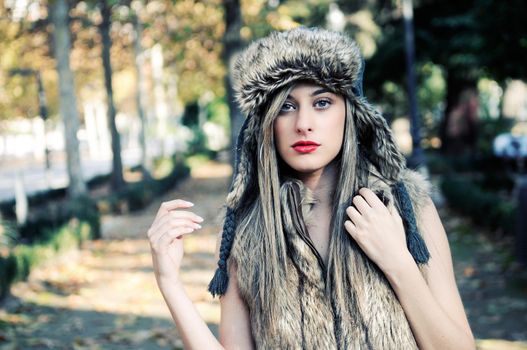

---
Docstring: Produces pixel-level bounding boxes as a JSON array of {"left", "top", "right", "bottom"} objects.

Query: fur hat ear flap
[
  {"left": 351, "top": 98, "right": 406, "bottom": 182},
  {"left": 225, "top": 112, "right": 259, "bottom": 208},
  {"left": 209, "top": 113, "right": 257, "bottom": 297},
  {"left": 209, "top": 107, "right": 263, "bottom": 296}
]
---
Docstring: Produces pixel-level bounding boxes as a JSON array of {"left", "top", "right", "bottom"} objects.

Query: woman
[{"left": 147, "top": 27, "right": 475, "bottom": 349}]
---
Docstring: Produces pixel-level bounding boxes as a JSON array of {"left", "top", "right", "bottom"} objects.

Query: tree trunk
[
  {"left": 132, "top": 9, "right": 151, "bottom": 180},
  {"left": 222, "top": 0, "right": 244, "bottom": 167},
  {"left": 99, "top": 0, "right": 124, "bottom": 189},
  {"left": 50, "top": 0, "right": 87, "bottom": 199}
]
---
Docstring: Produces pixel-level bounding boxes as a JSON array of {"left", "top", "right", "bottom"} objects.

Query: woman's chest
[{"left": 306, "top": 210, "right": 332, "bottom": 266}]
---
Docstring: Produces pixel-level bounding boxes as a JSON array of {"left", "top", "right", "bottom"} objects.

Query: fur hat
[{"left": 208, "top": 27, "right": 429, "bottom": 297}]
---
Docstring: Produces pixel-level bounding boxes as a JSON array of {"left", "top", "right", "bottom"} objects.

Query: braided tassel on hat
[
  {"left": 208, "top": 207, "right": 237, "bottom": 296},
  {"left": 392, "top": 181, "right": 430, "bottom": 264},
  {"left": 208, "top": 117, "right": 251, "bottom": 297}
]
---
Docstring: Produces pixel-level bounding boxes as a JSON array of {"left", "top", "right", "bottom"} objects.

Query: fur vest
[{"left": 228, "top": 168, "right": 432, "bottom": 349}]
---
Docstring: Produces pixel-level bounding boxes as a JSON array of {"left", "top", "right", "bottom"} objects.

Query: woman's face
[{"left": 273, "top": 82, "right": 346, "bottom": 175}]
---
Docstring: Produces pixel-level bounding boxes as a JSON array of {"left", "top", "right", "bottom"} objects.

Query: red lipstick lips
[{"left": 292, "top": 140, "right": 320, "bottom": 154}]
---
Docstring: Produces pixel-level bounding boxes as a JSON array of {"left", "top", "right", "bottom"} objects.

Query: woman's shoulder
[
  {"left": 398, "top": 168, "right": 434, "bottom": 216},
  {"left": 399, "top": 168, "right": 433, "bottom": 198}
]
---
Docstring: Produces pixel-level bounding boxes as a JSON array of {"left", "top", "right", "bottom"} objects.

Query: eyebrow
[
  {"left": 311, "top": 88, "right": 331, "bottom": 96},
  {"left": 286, "top": 87, "right": 332, "bottom": 100}
]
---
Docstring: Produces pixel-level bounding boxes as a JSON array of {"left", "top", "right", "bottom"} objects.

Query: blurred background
[{"left": 0, "top": 0, "right": 526, "bottom": 349}]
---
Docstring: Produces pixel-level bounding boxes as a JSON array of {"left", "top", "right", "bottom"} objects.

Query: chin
[
  {"left": 282, "top": 152, "right": 341, "bottom": 175},
  {"left": 287, "top": 160, "right": 327, "bottom": 175}
]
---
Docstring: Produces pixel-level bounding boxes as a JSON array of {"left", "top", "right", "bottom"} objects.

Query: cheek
[
  {"left": 273, "top": 120, "right": 285, "bottom": 156},
  {"left": 328, "top": 106, "right": 346, "bottom": 149},
  {"left": 273, "top": 120, "right": 288, "bottom": 154}
]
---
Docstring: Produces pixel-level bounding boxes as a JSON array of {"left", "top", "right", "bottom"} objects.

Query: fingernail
[
  {"left": 186, "top": 201, "right": 194, "bottom": 206},
  {"left": 195, "top": 216, "right": 204, "bottom": 222},
  {"left": 194, "top": 224, "right": 202, "bottom": 229}
]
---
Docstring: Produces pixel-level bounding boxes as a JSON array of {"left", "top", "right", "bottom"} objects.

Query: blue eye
[
  {"left": 279, "top": 102, "right": 296, "bottom": 113},
  {"left": 315, "top": 99, "right": 331, "bottom": 109}
]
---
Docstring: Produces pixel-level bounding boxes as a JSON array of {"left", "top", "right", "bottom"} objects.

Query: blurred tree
[
  {"left": 0, "top": 2, "right": 58, "bottom": 121},
  {"left": 50, "top": 0, "right": 87, "bottom": 198},
  {"left": 473, "top": 0, "right": 527, "bottom": 82},
  {"left": 131, "top": 1, "right": 151, "bottom": 180},
  {"left": 222, "top": 0, "right": 244, "bottom": 165},
  {"left": 98, "top": 0, "right": 124, "bottom": 189},
  {"left": 365, "top": 0, "right": 527, "bottom": 151}
]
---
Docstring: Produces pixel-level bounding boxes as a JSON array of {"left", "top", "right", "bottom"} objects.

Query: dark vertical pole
[
  {"left": 402, "top": 0, "right": 426, "bottom": 169},
  {"left": 36, "top": 71, "right": 50, "bottom": 170},
  {"left": 222, "top": 0, "right": 244, "bottom": 168},
  {"left": 516, "top": 176, "right": 527, "bottom": 266}
]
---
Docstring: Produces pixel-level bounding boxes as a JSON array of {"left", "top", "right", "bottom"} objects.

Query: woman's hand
[
  {"left": 148, "top": 199, "right": 204, "bottom": 287},
  {"left": 344, "top": 188, "right": 412, "bottom": 273}
]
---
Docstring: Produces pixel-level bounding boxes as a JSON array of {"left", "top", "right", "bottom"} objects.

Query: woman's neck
[{"left": 294, "top": 160, "right": 338, "bottom": 207}]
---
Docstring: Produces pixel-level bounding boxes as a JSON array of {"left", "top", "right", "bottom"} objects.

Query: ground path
[{"left": 0, "top": 161, "right": 526, "bottom": 349}]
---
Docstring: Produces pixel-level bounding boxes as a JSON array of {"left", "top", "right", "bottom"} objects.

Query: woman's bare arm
[
  {"left": 151, "top": 210, "right": 254, "bottom": 350},
  {"left": 219, "top": 260, "right": 255, "bottom": 349},
  {"left": 345, "top": 189, "right": 475, "bottom": 350},
  {"left": 384, "top": 197, "right": 475, "bottom": 350},
  {"left": 148, "top": 199, "right": 223, "bottom": 349},
  {"left": 158, "top": 272, "right": 253, "bottom": 350},
  {"left": 157, "top": 279, "right": 223, "bottom": 349}
]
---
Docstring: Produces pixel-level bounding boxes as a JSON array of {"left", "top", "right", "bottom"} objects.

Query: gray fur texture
[
  {"left": 229, "top": 170, "right": 431, "bottom": 349},
  {"left": 231, "top": 27, "right": 363, "bottom": 116}
]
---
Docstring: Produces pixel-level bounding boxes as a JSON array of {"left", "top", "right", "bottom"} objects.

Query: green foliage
[
  {"left": 418, "top": 63, "right": 446, "bottom": 125},
  {"left": 369, "top": 61, "right": 446, "bottom": 141},
  {"left": 96, "top": 155, "right": 190, "bottom": 215},
  {"left": 181, "top": 102, "right": 199, "bottom": 127},
  {"left": 441, "top": 175, "right": 516, "bottom": 235},
  {"left": 428, "top": 149, "right": 517, "bottom": 237},
  {"left": 242, "top": 0, "right": 330, "bottom": 40},
  {"left": 185, "top": 153, "right": 214, "bottom": 169},
  {"left": 378, "top": 80, "right": 407, "bottom": 118},
  {"left": 12, "top": 196, "right": 100, "bottom": 244},
  {"left": 0, "top": 220, "right": 18, "bottom": 248},
  {"left": 207, "top": 98, "right": 230, "bottom": 131},
  {"left": 0, "top": 220, "right": 92, "bottom": 300},
  {"left": 186, "top": 126, "right": 211, "bottom": 157},
  {"left": 0, "top": 255, "right": 16, "bottom": 300},
  {"left": 160, "top": 1, "right": 226, "bottom": 104},
  {"left": 67, "top": 196, "right": 101, "bottom": 239}
]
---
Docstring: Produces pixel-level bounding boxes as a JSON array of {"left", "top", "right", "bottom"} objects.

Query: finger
[
  {"left": 169, "top": 210, "right": 204, "bottom": 223},
  {"left": 154, "top": 218, "right": 201, "bottom": 240},
  {"left": 153, "top": 226, "right": 195, "bottom": 251},
  {"left": 344, "top": 220, "right": 358, "bottom": 239},
  {"left": 149, "top": 218, "right": 201, "bottom": 241},
  {"left": 155, "top": 199, "right": 194, "bottom": 220},
  {"left": 346, "top": 205, "right": 362, "bottom": 224},
  {"left": 352, "top": 194, "right": 371, "bottom": 215},
  {"left": 151, "top": 210, "right": 203, "bottom": 234},
  {"left": 358, "top": 188, "right": 385, "bottom": 209},
  {"left": 149, "top": 215, "right": 175, "bottom": 237}
]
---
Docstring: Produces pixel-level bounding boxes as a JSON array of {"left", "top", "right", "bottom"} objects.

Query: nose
[{"left": 295, "top": 107, "right": 314, "bottom": 134}]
